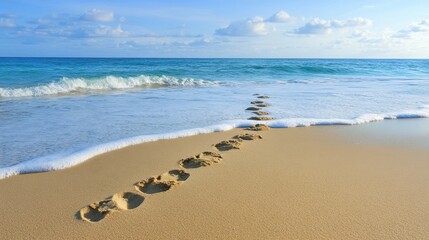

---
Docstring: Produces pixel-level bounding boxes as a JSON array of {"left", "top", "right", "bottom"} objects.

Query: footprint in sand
[
  {"left": 248, "top": 116, "right": 273, "bottom": 121},
  {"left": 257, "top": 95, "right": 269, "bottom": 99},
  {"left": 256, "top": 103, "right": 271, "bottom": 107},
  {"left": 253, "top": 111, "right": 269, "bottom": 115},
  {"left": 80, "top": 200, "right": 116, "bottom": 223},
  {"left": 135, "top": 169, "right": 190, "bottom": 194},
  {"left": 179, "top": 152, "right": 223, "bottom": 169},
  {"left": 233, "top": 133, "right": 262, "bottom": 141},
  {"left": 80, "top": 192, "right": 144, "bottom": 223},
  {"left": 245, "top": 124, "right": 270, "bottom": 131},
  {"left": 112, "top": 192, "right": 146, "bottom": 210},
  {"left": 246, "top": 106, "right": 261, "bottom": 111},
  {"left": 214, "top": 140, "right": 242, "bottom": 151},
  {"left": 251, "top": 100, "right": 264, "bottom": 104}
]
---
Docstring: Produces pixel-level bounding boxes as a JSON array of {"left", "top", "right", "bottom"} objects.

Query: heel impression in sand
[{"left": 79, "top": 192, "right": 145, "bottom": 223}]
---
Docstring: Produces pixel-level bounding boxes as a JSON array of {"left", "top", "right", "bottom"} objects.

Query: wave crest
[{"left": 0, "top": 75, "right": 214, "bottom": 98}]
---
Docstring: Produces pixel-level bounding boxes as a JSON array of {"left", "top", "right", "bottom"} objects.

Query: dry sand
[{"left": 1, "top": 119, "right": 429, "bottom": 239}]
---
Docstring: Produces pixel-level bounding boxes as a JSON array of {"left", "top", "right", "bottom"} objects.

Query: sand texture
[{"left": 1, "top": 119, "right": 429, "bottom": 239}]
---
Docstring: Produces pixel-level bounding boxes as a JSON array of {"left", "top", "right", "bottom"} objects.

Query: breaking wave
[{"left": 0, "top": 75, "right": 215, "bottom": 98}]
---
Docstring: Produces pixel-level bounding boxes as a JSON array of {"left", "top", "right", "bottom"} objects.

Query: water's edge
[{"left": 1, "top": 109, "right": 428, "bottom": 180}]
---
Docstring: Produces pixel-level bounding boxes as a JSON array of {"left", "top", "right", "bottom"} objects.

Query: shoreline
[
  {"left": 1, "top": 119, "right": 429, "bottom": 239},
  {"left": 2, "top": 110, "right": 429, "bottom": 180}
]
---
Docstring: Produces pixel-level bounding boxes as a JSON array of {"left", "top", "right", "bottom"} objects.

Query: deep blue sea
[{"left": 1, "top": 58, "right": 429, "bottom": 178}]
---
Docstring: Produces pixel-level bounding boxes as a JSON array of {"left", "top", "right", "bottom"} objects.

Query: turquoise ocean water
[{"left": 1, "top": 58, "right": 429, "bottom": 178}]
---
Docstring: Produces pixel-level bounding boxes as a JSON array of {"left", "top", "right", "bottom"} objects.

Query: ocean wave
[
  {"left": 1, "top": 108, "right": 428, "bottom": 180},
  {"left": 0, "top": 75, "right": 214, "bottom": 98}
]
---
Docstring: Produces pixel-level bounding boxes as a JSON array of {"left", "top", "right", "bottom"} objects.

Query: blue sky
[{"left": 1, "top": 0, "right": 429, "bottom": 58}]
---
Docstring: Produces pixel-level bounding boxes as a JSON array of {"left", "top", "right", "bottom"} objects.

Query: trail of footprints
[{"left": 79, "top": 93, "right": 272, "bottom": 223}]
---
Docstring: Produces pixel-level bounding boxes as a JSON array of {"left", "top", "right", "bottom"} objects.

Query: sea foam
[
  {"left": 0, "top": 75, "right": 214, "bottom": 98},
  {"left": 1, "top": 108, "right": 428, "bottom": 180}
]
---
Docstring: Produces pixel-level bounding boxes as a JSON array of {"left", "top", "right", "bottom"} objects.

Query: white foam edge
[
  {"left": 0, "top": 75, "right": 217, "bottom": 98},
  {"left": 1, "top": 109, "right": 428, "bottom": 180}
]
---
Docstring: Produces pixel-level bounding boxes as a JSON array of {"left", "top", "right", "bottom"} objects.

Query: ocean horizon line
[{"left": 1, "top": 56, "right": 429, "bottom": 60}]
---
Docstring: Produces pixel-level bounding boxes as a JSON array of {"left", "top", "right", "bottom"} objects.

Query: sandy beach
[
  {"left": 2, "top": 2, "right": 429, "bottom": 239},
  {"left": 1, "top": 118, "right": 429, "bottom": 239}
]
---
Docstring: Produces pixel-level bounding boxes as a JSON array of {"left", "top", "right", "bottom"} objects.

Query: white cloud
[
  {"left": 394, "top": 19, "right": 429, "bottom": 38},
  {"left": 0, "top": 16, "right": 15, "bottom": 28},
  {"left": 119, "top": 40, "right": 140, "bottom": 48},
  {"left": 295, "top": 17, "right": 372, "bottom": 34},
  {"left": 331, "top": 18, "right": 372, "bottom": 28},
  {"left": 187, "top": 37, "right": 214, "bottom": 46},
  {"left": 409, "top": 19, "right": 429, "bottom": 32},
  {"left": 165, "top": 38, "right": 213, "bottom": 47},
  {"left": 358, "top": 37, "right": 385, "bottom": 44},
  {"left": 295, "top": 18, "right": 332, "bottom": 34},
  {"left": 17, "top": 13, "right": 128, "bottom": 39},
  {"left": 80, "top": 9, "right": 114, "bottom": 22},
  {"left": 117, "top": 37, "right": 217, "bottom": 49},
  {"left": 215, "top": 10, "right": 293, "bottom": 36},
  {"left": 215, "top": 16, "right": 269, "bottom": 36},
  {"left": 351, "top": 29, "right": 370, "bottom": 38},
  {"left": 355, "top": 29, "right": 396, "bottom": 50},
  {"left": 267, "top": 11, "right": 290, "bottom": 23},
  {"left": 88, "top": 25, "right": 127, "bottom": 37}
]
